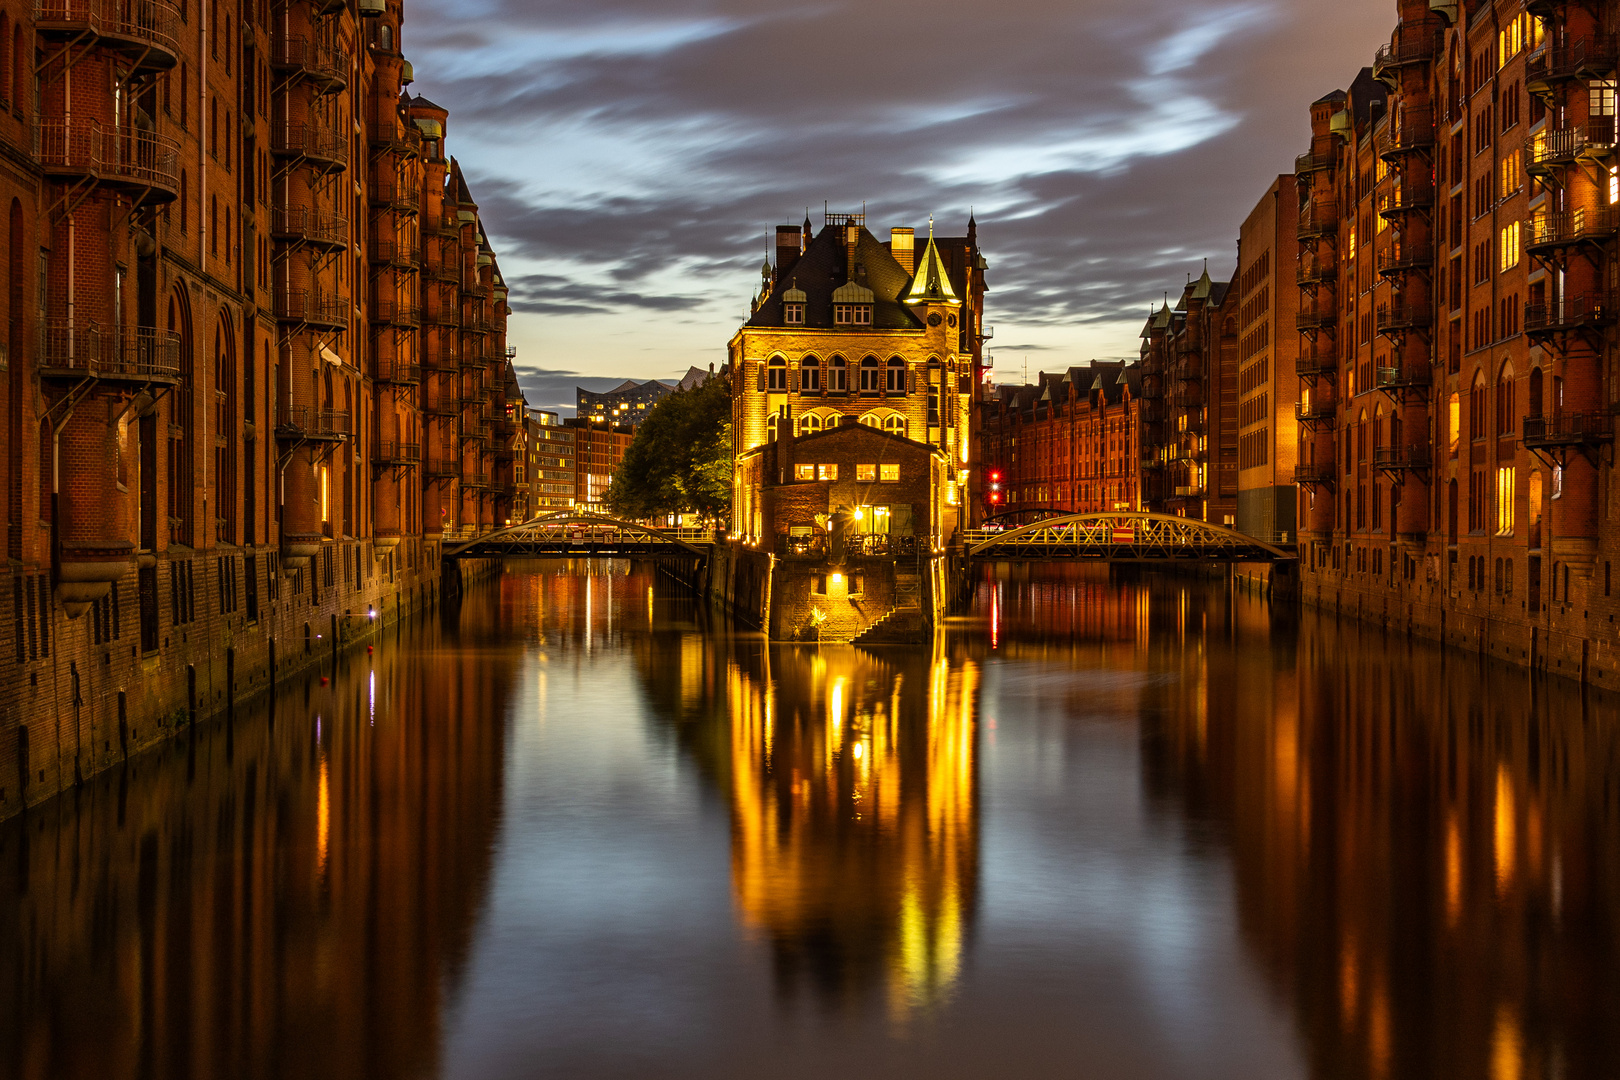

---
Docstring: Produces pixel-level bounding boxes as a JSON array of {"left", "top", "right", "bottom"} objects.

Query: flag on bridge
[{"left": 1111, "top": 526, "right": 1135, "bottom": 544}]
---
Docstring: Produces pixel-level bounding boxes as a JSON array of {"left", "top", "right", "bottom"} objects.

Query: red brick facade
[{"left": 0, "top": 0, "right": 523, "bottom": 817}]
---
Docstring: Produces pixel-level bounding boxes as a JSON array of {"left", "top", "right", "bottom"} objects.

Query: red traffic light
[
  {"left": 989, "top": 470, "right": 1001, "bottom": 482},
  {"left": 989, "top": 493, "right": 1001, "bottom": 503}
]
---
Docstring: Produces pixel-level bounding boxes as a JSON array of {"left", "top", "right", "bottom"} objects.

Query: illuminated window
[
  {"left": 1496, "top": 466, "right": 1516, "bottom": 535},
  {"left": 880, "top": 463, "right": 899, "bottom": 482},
  {"left": 795, "top": 464, "right": 815, "bottom": 481},
  {"left": 1500, "top": 151, "right": 1522, "bottom": 196},
  {"left": 883, "top": 415, "right": 906, "bottom": 438},
  {"left": 859, "top": 356, "right": 881, "bottom": 393},
  {"left": 834, "top": 304, "right": 872, "bottom": 326},
  {"left": 1448, "top": 392, "right": 1460, "bottom": 455},
  {"left": 767, "top": 355, "right": 788, "bottom": 392},
  {"left": 797, "top": 412, "right": 822, "bottom": 437},
  {"left": 856, "top": 464, "right": 877, "bottom": 482},
  {"left": 816, "top": 463, "right": 837, "bottom": 481},
  {"left": 885, "top": 356, "right": 905, "bottom": 394},
  {"left": 828, "top": 355, "right": 847, "bottom": 392},
  {"left": 1499, "top": 221, "right": 1520, "bottom": 272}
]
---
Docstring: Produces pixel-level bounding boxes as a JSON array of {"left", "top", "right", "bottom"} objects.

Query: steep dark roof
[{"left": 749, "top": 225, "right": 923, "bottom": 331}]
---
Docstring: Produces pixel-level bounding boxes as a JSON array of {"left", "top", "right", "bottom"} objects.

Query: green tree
[{"left": 606, "top": 374, "right": 731, "bottom": 522}]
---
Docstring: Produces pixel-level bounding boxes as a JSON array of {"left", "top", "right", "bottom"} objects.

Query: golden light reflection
[
  {"left": 1445, "top": 816, "right": 1462, "bottom": 928},
  {"left": 726, "top": 647, "right": 978, "bottom": 1020},
  {"left": 1495, "top": 765, "right": 1516, "bottom": 897},
  {"left": 1491, "top": 1004, "right": 1523, "bottom": 1080},
  {"left": 317, "top": 752, "right": 331, "bottom": 879}
]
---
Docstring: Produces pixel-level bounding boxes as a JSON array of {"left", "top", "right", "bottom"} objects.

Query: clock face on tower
[{"left": 927, "top": 313, "right": 943, "bottom": 327}]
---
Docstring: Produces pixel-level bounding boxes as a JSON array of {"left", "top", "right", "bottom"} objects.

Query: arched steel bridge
[
  {"left": 443, "top": 512, "right": 716, "bottom": 559},
  {"left": 962, "top": 513, "right": 1296, "bottom": 563}
]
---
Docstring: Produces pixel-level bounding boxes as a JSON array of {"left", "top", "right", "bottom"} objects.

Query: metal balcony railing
[
  {"left": 271, "top": 36, "right": 347, "bottom": 89},
  {"left": 1373, "top": 445, "right": 1433, "bottom": 470},
  {"left": 1296, "top": 346, "right": 1338, "bottom": 377},
  {"left": 374, "top": 357, "right": 420, "bottom": 384},
  {"left": 1378, "top": 182, "right": 1436, "bottom": 217},
  {"left": 1297, "top": 257, "right": 1338, "bottom": 285},
  {"left": 1376, "top": 107, "right": 1436, "bottom": 158},
  {"left": 1376, "top": 365, "right": 1430, "bottom": 391},
  {"left": 276, "top": 407, "right": 350, "bottom": 440},
  {"left": 1296, "top": 399, "right": 1336, "bottom": 423},
  {"left": 1526, "top": 36, "right": 1617, "bottom": 93},
  {"left": 1522, "top": 412, "right": 1614, "bottom": 447},
  {"left": 1525, "top": 208, "right": 1620, "bottom": 252},
  {"left": 464, "top": 316, "right": 493, "bottom": 334},
  {"left": 270, "top": 206, "right": 348, "bottom": 250},
  {"left": 369, "top": 178, "right": 420, "bottom": 212},
  {"left": 1298, "top": 200, "right": 1340, "bottom": 239},
  {"left": 371, "top": 297, "right": 420, "bottom": 327},
  {"left": 1524, "top": 292, "right": 1618, "bottom": 334},
  {"left": 1377, "top": 240, "right": 1434, "bottom": 274},
  {"left": 34, "top": 120, "right": 180, "bottom": 195},
  {"left": 1171, "top": 484, "right": 1206, "bottom": 499},
  {"left": 1296, "top": 304, "right": 1337, "bottom": 330},
  {"left": 373, "top": 441, "right": 421, "bottom": 464},
  {"left": 367, "top": 120, "right": 414, "bottom": 151},
  {"left": 1527, "top": 119, "right": 1618, "bottom": 173},
  {"left": 1376, "top": 302, "right": 1430, "bottom": 332},
  {"left": 274, "top": 289, "right": 348, "bottom": 329},
  {"left": 1295, "top": 148, "right": 1337, "bottom": 175},
  {"left": 1293, "top": 464, "right": 1336, "bottom": 487},
  {"left": 34, "top": 0, "right": 180, "bottom": 67},
  {"left": 38, "top": 323, "right": 181, "bottom": 379},
  {"left": 369, "top": 237, "right": 420, "bottom": 267},
  {"left": 271, "top": 122, "right": 348, "bottom": 173},
  {"left": 1373, "top": 29, "right": 1441, "bottom": 78}
]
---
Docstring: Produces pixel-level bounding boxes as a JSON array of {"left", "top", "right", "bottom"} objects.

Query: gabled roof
[{"left": 747, "top": 225, "right": 923, "bottom": 331}]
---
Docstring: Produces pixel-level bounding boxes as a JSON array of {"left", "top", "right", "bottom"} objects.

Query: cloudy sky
[{"left": 404, "top": 0, "right": 1393, "bottom": 413}]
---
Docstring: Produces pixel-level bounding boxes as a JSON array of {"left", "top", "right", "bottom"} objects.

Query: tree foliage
[{"left": 606, "top": 374, "right": 731, "bottom": 522}]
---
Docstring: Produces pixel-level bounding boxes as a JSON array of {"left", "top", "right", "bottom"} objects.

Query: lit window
[
  {"left": 859, "top": 356, "right": 881, "bottom": 393},
  {"left": 882, "top": 415, "right": 907, "bottom": 438},
  {"left": 828, "top": 355, "right": 847, "bottom": 392},
  {"left": 795, "top": 464, "right": 815, "bottom": 481},
  {"left": 767, "top": 355, "right": 788, "bottom": 392},
  {"left": 856, "top": 464, "right": 877, "bottom": 482},
  {"left": 880, "top": 463, "right": 899, "bottom": 482},
  {"left": 1496, "top": 466, "right": 1516, "bottom": 535},
  {"left": 798, "top": 413, "right": 822, "bottom": 437},
  {"left": 817, "top": 464, "right": 838, "bottom": 481},
  {"left": 885, "top": 356, "right": 905, "bottom": 394},
  {"left": 1499, "top": 221, "right": 1520, "bottom": 272}
]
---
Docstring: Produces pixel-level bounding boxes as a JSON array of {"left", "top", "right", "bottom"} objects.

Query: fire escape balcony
[
  {"left": 368, "top": 178, "right": 420, "bottom": 213},
  {"left": 1376, "top": 108, "right": 1436, "bottom": 159},
  {"left": 270, "top": 36, "right": 347, "bottom": 93},
  {"left": 1298, "top": 200, "right": 1340, "bottom": 240},
  {"left": 1295, "top": 148, "right": 1338, "bottom": 175},
  {"left": 1526, "top": 36, "right": 1617, "bottom": 99},
  {"left": 1522, "top": 412, "right": 1614, "bottom": 449},
  {"left": 422, "top": 340, "right": 459, "bottom": 370},
  {"left": 38, "top": 323, "right": 181, "bottom": 382},
  {"left": 371, "top": 297, "right": 420, "bottom": 328},
  {"left": 271, "top": 122, "right": 348, "bottom": 175},
  {"left": 1373, "top": 28, "right": 1441, "bottom": 84},
  {"left": 372, "top": 441, "right": 420, "bottom": 466},
  {"left": 34, "top": 0, "right": 180, "bottom": 71},
  {"left": 374, "top": 357, "right": 420, "bottom": 384},
  {"left": 1525, "top": 208, "right": 1619, "bottom": 255},
  {"left": 1373, "top": 445, "right": 1433, "bottom": 473},
  {"left": 1296, "top": 343, "right": 1338, "bottom": 377},
  {"left": 462, "top": 423, "right": 491, "bottom": 444},
  {"left": 275, "top": 289, "right": 348, "bottom": 331},
  {"left": 462, "top": 471, "right": 492, "bottom": 490},
  {"left": 1525, "top": 291, "right": 1618, "bottom": 337},
  {"left": 425, "top": 392, "right": 465, "bottom": 418},
  {"left": 1376, "top": 364, "right": 1431, "bottom": 399},
  {"left": 464, "top": 316, "right": 494, "bottom": 334},
  {"left": 1293, "top": 464, "right": 1336, "bottom": 488},
  {"left": 1138, "top": 378, "right": 1164, "bottom": 401},
  {"left": 276, "top": 406, "right": 350, "bottom": 442},
  {"left": 1377, "top": 182, "right": 1436, "bottom": 220},
  {"left": 1295, "top": 398, "right": 1337, "bottom": 427},
  {"left": 369, "top": 237, "right": 421, "bottom": 268},
  {"left": 1376, "top": 301, "right": 1431, "bottom": 334},
  {"left": 1526, "top": 119, "right": 1617, "bottom": 177},
  {"left": 1296, "top": 303, "right": 1338, "bottom": 330},
  {"left": 425, "top": 303, "right": 460, "bottom": 327},
  {"left": 367, "top": 120, "right": 415, "bottom": 154},
  {"left": 270, "top": 206, "right": 347, "bottom": 251},
  {"left": 34, "top": 120, "right": 180, "bottom": 201},
  {"left": 1297, "top": 257, "right": 1338, "bottom": 285},
  {"left": 1171, "top": 389, "right": 1202, "bottom": 411},
  {"left": 1377, "top": 239, "right": 1434, "bottom": 276}
]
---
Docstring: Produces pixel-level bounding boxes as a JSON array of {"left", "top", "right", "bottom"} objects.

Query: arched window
[
  {"left": 859, "top": 356, "right": 881, "bottom": 394},
  {"left": 801, "top": 355, "right": 821, "bottom": 393},
  {"left": 766, "top": 412, "right": 781, "bottom": 442},
  {"left": 798, "top": 412, "right": 823, "bottom": 437},
  {"left": 859, "top": 412, "right": 882, "bottom": 429},
  {"left": 1470, "top": 370, "right": 1487, "bottom": 440},
  {"left": 1529, "top": 367, "right": 1543, "bottom": 418},
  {"left": 885, "top": 356, "right": 905, "bottom": 394},
  {"left": 828, "top": 355, "right": 847, "bottom": 393},
  {"left": 0, "top": 14, "right": 9, "bottom": 107},
  {"left": 883, "top": 415, "right": 907, "bottom": 438},
  {"left": 1496, "top": 362, "right": 1515, "bottom": 435},
  {"left": 379, "top": 23, "right": 393, "bottom": 51},
  {"left": 1448, "top": 391, "right": 1460, "bottom": 455},
  {"left": 767, "top": 354, "right": 787, "bottom": 392}
]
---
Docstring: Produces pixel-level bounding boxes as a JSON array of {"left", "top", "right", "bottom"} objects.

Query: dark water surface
[{"left": 3, "top": 562, "right": 1618, "bottom": 1080}]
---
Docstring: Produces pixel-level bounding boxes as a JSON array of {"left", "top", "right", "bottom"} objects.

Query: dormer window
[
  {"left": 785, "top": 302, "right": 804, "bottom": 324},
  {"left": 834, "top": 304, "right": 872, "bottom": 325}
]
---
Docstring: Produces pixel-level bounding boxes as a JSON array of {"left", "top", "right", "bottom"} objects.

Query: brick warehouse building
[
  {"left": 0, "top": 0, "right": 525, "bottom": 816},
  {"left": 1293, "top": 0, "right": 1620, "bottom": 686}
]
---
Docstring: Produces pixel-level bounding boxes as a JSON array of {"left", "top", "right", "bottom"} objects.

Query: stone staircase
[{"left": 850, "top": 564, "right": 928, "bottom": 645}]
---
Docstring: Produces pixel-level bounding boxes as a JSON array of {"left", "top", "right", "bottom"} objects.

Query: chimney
[
  {"left": 891, "top": 227, "right": 915, "bottom": 275},
  {"left": 845, "top": 224, "right": 860, "bottom": 280},
  {"left": 775, "top": 225, "right": 802, "bottom": 278}
]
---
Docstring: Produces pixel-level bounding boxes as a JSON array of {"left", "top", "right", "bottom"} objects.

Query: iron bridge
[
  {"left": 963, "top": 512, "right": 1296, "bottom": 563},
  {"left": 443, "top": 512, "right": 716, "bottom": 559}
]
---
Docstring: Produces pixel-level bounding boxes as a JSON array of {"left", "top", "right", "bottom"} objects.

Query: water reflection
[{"left": 0, "top": 586, "right": 520, "bottom": 1080}]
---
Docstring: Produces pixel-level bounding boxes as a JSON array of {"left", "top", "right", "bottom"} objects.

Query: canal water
[{"left": 1, "top": 562, "right": 1616, "bottom": 1080}]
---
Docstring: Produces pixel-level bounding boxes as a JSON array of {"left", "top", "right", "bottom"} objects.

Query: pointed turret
[{"left": 904, "top": 220, "right": 961, "bottom": 306}]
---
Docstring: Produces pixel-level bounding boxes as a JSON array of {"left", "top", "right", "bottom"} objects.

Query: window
[
  {"left": 885, "top": 356, "right": 905, "bottom": 394},
  {"left": 1497, "top": 364, "right": 1516, "bottom": 435},
  {"left": 1448, "top": 392, "right": 1460, "bottom": 455},
  {"left": 828, "top": 355, "right": 847, "bottom": 392},
  {"left": 784, "top": 302, "right": 804, "bottom": 324},
  {"left": 880, "top": 463, "right": 900, "bottom": 482},
  {"left": 797, "top": 413, "right": 822, "bottom": 437},
  {"left": 883, "top": 415, "right": 907, "bottom": 438},
  {"left": 856, "top": 464, "right": 877, "bottom": 482},
  {"left": 859, "top": 356, "right": 881, "bottom": 394},
  {"left": 816, "top": 464, "right": 838, "bottom": 481},
  {"left": 1497, "top": 467, "right": 1516, "bottom": 535},
  {"left": 767, "top": 355, "right": 787, "bottom": 392},
  {"left": 834, "top": 303, "right": 872, "bottom": 325},
  {"left": 1500, "top": 150, "right": 1521, "bottom": 196},
  {"left": 801, "top": 355, "right": 820, "bottom": 392},
  {"left": 795, "top": 464, "right": 815, "bottom": 481},
  {"left": 1499, "top": 221, "right": 1520, "bottom": 272},
  {"left": 766, "top": 413, "right": 781, "bottom": 442}
]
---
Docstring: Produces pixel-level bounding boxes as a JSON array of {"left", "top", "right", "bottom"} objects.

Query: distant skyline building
[{"left": 577, "top": 368, "right": 711, "bottom": 426}]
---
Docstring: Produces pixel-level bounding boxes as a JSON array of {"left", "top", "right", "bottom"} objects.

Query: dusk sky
[{"left": 404, "top": 0, "right": 1394, "bottom": 414}]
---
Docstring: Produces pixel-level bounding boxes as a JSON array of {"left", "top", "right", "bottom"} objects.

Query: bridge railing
[{"left": 963, "top": 513, "right": 1295, "bottom": 562}]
